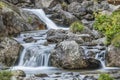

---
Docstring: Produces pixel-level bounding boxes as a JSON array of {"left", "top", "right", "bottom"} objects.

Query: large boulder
[
  {"left": 0, "top": 1, "right": 44, "bottom": 36},
  {"left": 106, "top": 45, "right": 120, "bottom": 67},
  {"left": 50, "top": 41, "right": 101, "bottom": 69},
  {"left": 0, "top": 1, "right": 32, "bottom": 36},
  {"left": 0, "top": 37, "right": 20, "bottom": 66}
]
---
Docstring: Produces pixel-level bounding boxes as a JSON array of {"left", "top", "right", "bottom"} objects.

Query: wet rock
[
  {"left": 12, "top": 70, "right": 26, "bottom": 77},
  {"left": 50, "top": 40, "right": 101, "bottom": 69},
  {"left": 67, "top": 32, "right": 84, "bottom": 44},
  {"left": 23, "top": 37, "right": 36, "bottom": 43},
  {"left": 106, "top": 45, "right": 120, "bottom": 67},
  {"left": 83, "top": 76, "right": 97, "bottom": 80},
  {"left": 21, "top": 10, "right": 46, "bottom": 30},
  {"left": 35, "top": 73, "right": 48, "bottom": 77},
  {"left": 47, "top": 29, "right": 68, "bottom": 43},
  {"left": 0, "top": 37, "right": 20, "bottom": 66}
]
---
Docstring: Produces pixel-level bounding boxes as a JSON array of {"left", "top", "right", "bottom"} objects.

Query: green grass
[
  {"left": 98, "top": 73, "right": 114, "bottom": 80},
  {"left": 0, "top": 71, "right": 12, "bottom": 80},
  {"left": 70, "top": 21, "right": 84, "bottom": 33}
]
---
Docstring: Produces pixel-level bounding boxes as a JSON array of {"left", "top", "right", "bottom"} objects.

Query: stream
[{"left": 11, "top": 8, "right": 120, "bottom": 79}]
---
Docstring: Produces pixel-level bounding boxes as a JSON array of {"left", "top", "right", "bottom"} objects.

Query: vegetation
[
  {"left": 61, "top": 2, "right": 68, "bottom": 10},
  {"left": 98, "top": 73, "right": 114, "bottom": 80},
  {"left": 111, "top": 33, "right": 120, "bottom": 47},
  {"left": 0, "top": 1, "right": 6, "bottom": 8},
  {"left": 70, "top": 21, "right": 84, "bottom": 33},
  {"left": 0, "top": 71, "right": 12, "bottom": 80},
  {"left": 94, "top": 10, "right": 120, "bottom": 45}
]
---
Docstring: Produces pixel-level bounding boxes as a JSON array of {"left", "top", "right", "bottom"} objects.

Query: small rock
[{"left": 35, "top": 73, "right": 48, "bottom": 77}]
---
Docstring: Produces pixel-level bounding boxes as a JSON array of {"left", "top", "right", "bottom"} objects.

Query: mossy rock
[
  {"left": 70, "top": 21, "right": 84, "bottom": 33},
  {"left": 111, "top": 33, "right": 120, "bottom": 47}
]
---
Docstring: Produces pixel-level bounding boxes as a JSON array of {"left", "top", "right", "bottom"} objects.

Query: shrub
[
  {"left": 0, "top": 71, "right": 12, "bottom": 80},
  {"left": 98, "top": 73, "right": 114, "bottom": 80},
  {"left": 94, "top": 10, "right": 120, "bottom": 45},
  {"left": 70, "top": 21, "right": 84, "bottom": 33}
]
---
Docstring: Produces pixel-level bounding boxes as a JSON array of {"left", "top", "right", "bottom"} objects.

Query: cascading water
[{"left": 23, "top": 8, "right": 58, "bottom": 29}]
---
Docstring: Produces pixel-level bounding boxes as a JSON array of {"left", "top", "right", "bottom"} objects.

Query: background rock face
[
  {"left": 0, "top": 37, "right": 20, "bottom": 66},
  {"left": 0, "top": 1, "right": 46, "bottom": 36},
  {"left": 106, "top": 45, "right": 120, "bottom": 67},
  {"left": 0, "top": 1, "right": 33, "bottom": 36},
  {"left": 50, "top": 41, "right": 101, "bottom": 69}
]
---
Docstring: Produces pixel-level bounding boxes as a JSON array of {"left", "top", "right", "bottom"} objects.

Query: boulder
[
  {"left": 106, "top": 45, "right": 120, "bottom": 67},
  {"left": 0, "top": 1, "right": 34, "bottom": 36},
  {"left": 0, "top": 37, "right": 20, "bottom": 66},
  {"left": 47, "top": 29, "right": 68, "bottom": 43},
  {"left": 12, "top": 70, "right": 26, "bottom": 77},
  {"left": 50, "top": 41, "right": 101, "bottom": 69},
  {"left": 68, "top": 2, "right": 87, "bottom": 18},
  {"left": 50, "top": 4, "right": 79, "bottom": 26},
  {"left": 0, "top": 1, "right": 45, "bottom": 36}
]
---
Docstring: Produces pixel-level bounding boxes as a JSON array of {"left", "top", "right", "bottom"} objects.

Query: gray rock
[
  {"left": 50, "top": 40, "right": 101, "bottom": 69},
  {"left": 106, "top": 45, "right": 120, "bottom": 67},
  {"left": 47, "top": 29, "right": 68, "bottom": 43},
  {"left": 0, "top": 37, "right": 20, "bottom": 66}
]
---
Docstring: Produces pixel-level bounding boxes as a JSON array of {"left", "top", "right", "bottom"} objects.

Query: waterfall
[
  {"left": 23, "top": 8, "right": 59, "bottom": 29},
  {"left": 13, "top": 30, "right": 56, "bottom": 69}
]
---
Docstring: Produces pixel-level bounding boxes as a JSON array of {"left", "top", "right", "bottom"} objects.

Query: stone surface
[
  {"left": 47, "top": 29, "right": 68, "bottom": 43},
  {"left": 50, "top": 40, "right": 101, "bottom": 69},
  {"left": 12, "top": 70, "right": 26, "bottom": 77},
  {"left": 0, "top": 1, "right": 34, "bottom": 36},
  {"left": 0, "top": 37, "right": 20, "bottom": 66},
  {"left": 106, "top": 45, "right": 120, "bottom": 67}
]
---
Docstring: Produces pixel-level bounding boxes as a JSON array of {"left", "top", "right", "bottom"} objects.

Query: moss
[
  {"left": 0, "top": 1, "right": 6, "bottom": 8},
  {"left": 0, "top": 71, "right": 12, "bottom": 80},
  {"left": 98, "top": 73, "right": 114, "bottom": 80},
  {"left": 61, "top": 2, "right": 68, "bottom": 10},
  {"left": 70, "top": 21, "right": 84, "bottom": 33},
  {"left": 94, "top": 10, "right": 120, "bottom": 45}
]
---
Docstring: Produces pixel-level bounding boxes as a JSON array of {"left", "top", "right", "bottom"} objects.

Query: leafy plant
[
  {"left": 0, "top": 71, "right": 12, "bottom": 80},
  {"left": 70, "top": 21, "right": 84, "bottom": 33},
  {"left": 98, "top": 73, "right": 114, "bottom": 80},
  {"left": 94, "top": 10, "right": 120, "bottom": 45}
]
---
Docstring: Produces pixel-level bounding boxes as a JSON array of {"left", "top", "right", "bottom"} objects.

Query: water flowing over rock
[
  {"left": 0, "top": 37, "right": 20, "bottom": 66},
  {"left": 106, "top": 45, "right": 120, "bottom": 67},
  {"left": 50, "top": 41, "right": 101, "bottom": 69}
]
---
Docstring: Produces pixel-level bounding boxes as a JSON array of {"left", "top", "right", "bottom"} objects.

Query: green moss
[
  {"left": 0, "top": 71, "right": 12, "bottom": 80},
  {"left": 70, "top": 21, "right": 84, "bottom": 33},
  {"left": 28, "top": 16, "right": 33, "bottom": 23},
  {"left": 111, "top": 33, "right": 120, "bottom": 47},
  {"left": 61, "top": 2, "right": 68, "bottom": 10},
  {"left": 0, "top": 1, "right": 6, "bottom": 8},
  {"left": 98, "top": 73, "right": 114, "bottom": 80},
  {"left": 94, "top": 10, "right": 120, "bottom": 45}
]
